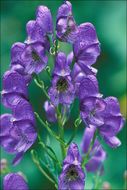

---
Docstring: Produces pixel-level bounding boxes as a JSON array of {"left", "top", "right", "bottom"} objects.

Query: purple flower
[
  {"left": 0, "top": 99, "right": 37, "bottom": 165},
  {"left": 1, "top": 70, "right": 28, "bottom": 108},
  {"left": 49, "top": 52, "right": 75, "bottom": 105},
  {"left": 73, "top": 23, "right": 100, "bottom": 66},
  {"left": 80, "top": 96, "right": 106, "bottom": 127},
  {"left": 56, "top": 1, "right": 78, "bottom": 43},
  {"left": 25, "top": 20, "right": 50, "bottom": 47},
  {"left": 25, "top": 5, "right": 53, "bottom": 44},
  {"left": 80, "top": 95, "right": 124, "bottom": 148},
  {"left": 11, "top": 41, "right": 48, "bottom": 76},
  {"left": 72, "top": 63, "right": 97, "bottom": 95},
  {"left": 3, "top": 173, "right": 29, "bottom": 190},
  {"left": 44, "top": 101, "right": 57, "bottom": 122},
  {"left": 21, "top": 42, "right": 48, "bottom": 75},
  {"left": 49, "top": 75, "right": 75, "bottom": 106},
  {"left": 81, "top": 125, "right": 106, "bottom": 173},
  {"left": 58, "top": 143, "right": 85, "bottom": 190}
]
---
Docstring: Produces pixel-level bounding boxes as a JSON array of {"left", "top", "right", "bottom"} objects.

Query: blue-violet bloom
[
  {"left": 49, "top": 52, "right": 75, "bottom": 105},
  {"left": 0, "top": 99, "right": 37, "bottom": 165},
  {"left": 56, "top": 1, "right": 78, "bottom": 43},
  {"left": 73, "top": 23, "right": 100, "bottom": 66},
  {"left": 1, "top": 70, "right": 28, "bottom": 108},
  {"left": 3, "top": 173, "right": 29, "bottom": 190},
  {"left": 81, "top": 125, "right": 106, "bottom": 173},
  {"left": 58, "top": 143, "right": 85, "bottom": 190},
  {"left": 80, "top": 95, "right": 124, "bottom": 148}
]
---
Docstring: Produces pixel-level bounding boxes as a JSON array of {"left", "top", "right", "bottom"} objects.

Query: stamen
[
  {"left": 66, "top": 165, "right": 78, "bottom": 181},
  {"left": 32, "top": 51, "right": 41, "bottom": 62},
  {"left": 56, "top": 77, "right": 68, "bottom": 92}
]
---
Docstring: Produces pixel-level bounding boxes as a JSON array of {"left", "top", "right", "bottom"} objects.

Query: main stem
[
  {"left": 53, "top": 38, "right": 66, "bottom": 159},
  {"left": 35, "top": 112, "right": 65, "bottom": 146},
  {"left": 56, "top": 107, "right": 66, "bottom": 159}
]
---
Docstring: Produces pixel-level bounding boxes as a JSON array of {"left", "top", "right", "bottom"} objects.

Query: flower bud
[
  {"left": 0, "top": 158, "right": 8, "bottom": 171},
  {"left": 102, "top": 181, "right": 111, "bottom": 190},
  {"left": 124, "top": 170, "right": 127, "bottom": 181}
]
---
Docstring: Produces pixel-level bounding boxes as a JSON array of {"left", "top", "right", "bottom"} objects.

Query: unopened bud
[
  {"left": 102, "top": 181, "right": 111, "bottom": 190},
  {"left": 124, "top": 170, "right": 127, "bottom": 181},
  {"left": 0, "top": 159, "right": 8, "bottom": 170}
]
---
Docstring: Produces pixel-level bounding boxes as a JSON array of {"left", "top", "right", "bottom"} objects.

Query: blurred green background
[{"left": 0, "top": 0, "right": 126, "bottom": 189}]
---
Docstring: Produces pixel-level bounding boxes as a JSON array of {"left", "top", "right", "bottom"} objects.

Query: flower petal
[
  {"left": 79, "top": 76, "right": 99, "bottom": 100},
  {"left": 3, "top": 173, "right": 29, "bottom": 190},
  {"left": 36, "top": 6, "right": 53, "bottom": 34},
  {"left": 81, "top": 125, "right": 96, "bottom": 153},
  {"left": 104, "top": 136, "right": 121, "bottom": 148},
  {"left": 12, "top": 99, "right": 35, "bottom": 125},
  {"left": 2, "top": 70, "right": 28, "bottom": 97}
]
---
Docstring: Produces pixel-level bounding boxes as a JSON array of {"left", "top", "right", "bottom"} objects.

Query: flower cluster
[
  {"left": 0, "top": 1, "right": 125, "bottom": 190},
  {"left": 0, "top": 5, "right": 54, "bottom": 165}
]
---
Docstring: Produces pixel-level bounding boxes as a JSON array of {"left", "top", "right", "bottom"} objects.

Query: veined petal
[
  {"left": 79, "top": 75, "right": 99, "bottom": 100},
  {"left": 3, "top": 173, "right": 29, "bottom": 190},
  {"left": 12, "top": 99, "right": 35, "bottom": 125},
  {"left": 2, "top": 70, "right": 28, "bottom": 98},
  {"left": 81, "top": 125, "right": 96, "bottom": 153},
  {"left": 36, "top": 6, "right": 53, "bottom": 34}
]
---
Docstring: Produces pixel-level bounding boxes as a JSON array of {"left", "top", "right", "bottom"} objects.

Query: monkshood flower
[
  {"left": 1, "top": 70, "right": 28, "bottom": 108},
  {"left": 72, "top": 63, "right": 97, "bottom": 95},
  {"left": 44, "top": 101, "right": 57, "bottom": 122},
  {"left": 56, "top": 1, "right": 78, "bottom": 43},
  {"left": 49, "top": 75, "right": 75, "bottom": 105},
  {"left": 49, "top": 52, "right": 75, "bottom": 105},
  {"left": 58, "top": 143, "right": 85, "bottom": 190},
  {"left": 0, "top": 99, "right": 37, "bottom": 165},
  {"left": 81, "top": 125, "right": 106, "bottom": 173},
  {"left": 73, "top": 23, "right": 100, "bottom": 66},
  {"left": 80, "top": 81, "right": 124, "bottom": 148},
  {"left": 25, "top": 5, "right": 53, "bottom": 44},
  {"left": 11, "top": 41, "right": 48, "bottom": 76},
  {"left": 98, "top": 97, "right": 125, "bottom": 148},
  {"left": 3, "top": 173, "right": 29, "bottom": 190}
]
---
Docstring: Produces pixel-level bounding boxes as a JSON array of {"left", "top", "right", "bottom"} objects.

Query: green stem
[
  {"left": 33, "top": 73, "right": 50, "bottom": 100},
  {"left": 56, "top": 107, "right": 66, "bottom": 159},
  {"left": 92, "top": 166, "right": 102, "bottom": 190},
  {"left": 31, "top": 150, "right": 57, "bottom": 188},
  {"left": 67, "top": 116, "right": 82, "bottom": 146},
  {"left": 38, "top": 140, "right": 61, "bottom": 169},
  {"left": 54, "top": 38, "right": 59, "bottom": 55},
  {"left": 35, "top": 112, "right": 66, "bottom": 147},
  {"left": 45, "top": 66, "right": 51, "bottom": 79}
]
